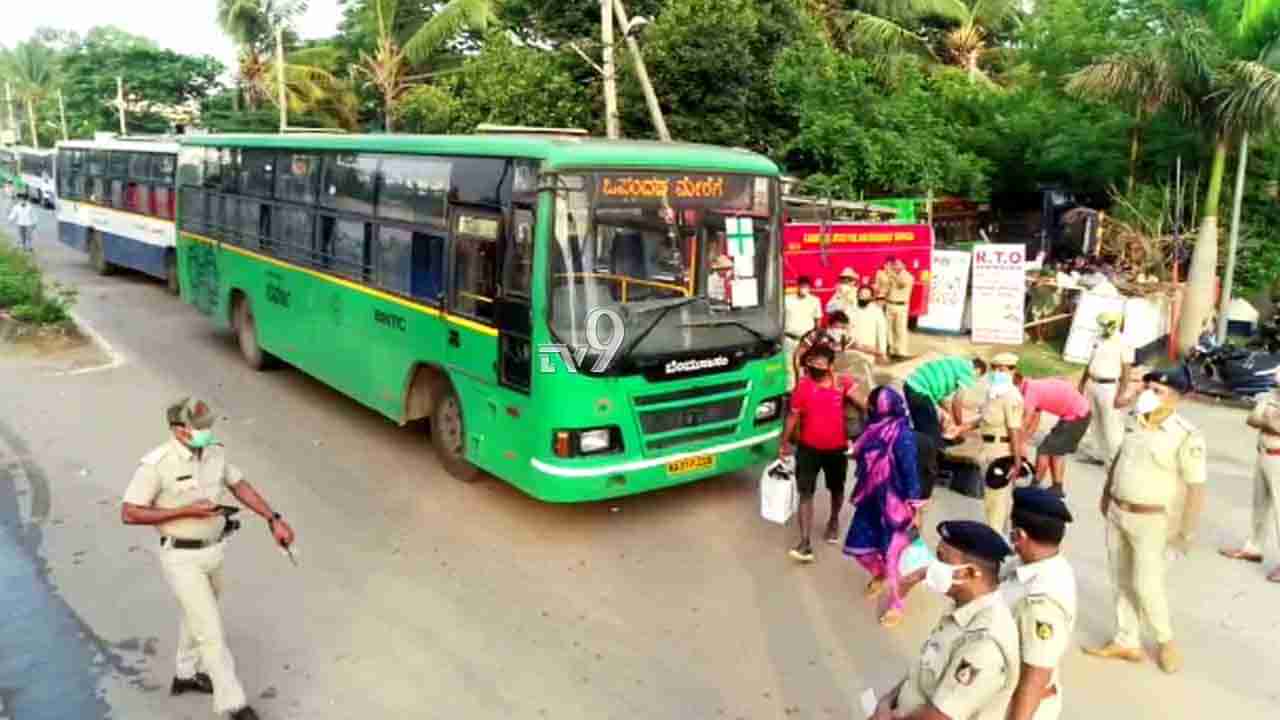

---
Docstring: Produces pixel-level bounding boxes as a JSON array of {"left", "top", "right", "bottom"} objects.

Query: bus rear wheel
[
  {"left": 89, "top": 232, "right": 113, "bottom": 276},
  {"left": 431, "top": 387, "right": 480, "bottom": 482},
  {"left": 234, "top": 296, "right": 274, "bottom": 371}
]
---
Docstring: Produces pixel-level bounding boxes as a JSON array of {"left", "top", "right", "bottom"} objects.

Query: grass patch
[
  {"left": 0, "top": 239, "right": 77, "bottom": 326},
  {"left": 1017, "top": 337, "right": 1084, "bottom": 380}
]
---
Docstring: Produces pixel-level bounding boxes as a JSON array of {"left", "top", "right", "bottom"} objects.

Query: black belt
[
  {"left": 888, "top": 301, "right": 907, "bottom": 306},
  {"left": 982, "top": 434, "right": 1009, "bottom": 443},
  {"left": 161, "top": 536, "right": 220, "bottom": 550},
  {"left": 1090, "top": 376, "right": 1117, "bottom": 384},
  {"left": 785, "top": 333, "right": 802, "bottom": 340}
]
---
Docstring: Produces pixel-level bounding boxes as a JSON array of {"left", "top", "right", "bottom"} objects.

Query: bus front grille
[
  {"left": 637, "top": 397, "right": 744, "bottom": 435},
  {"left": 634, "top": 381, "right": 748, "bottom": 407},
  {"left": 647, "top": 426, "right": 736, "bottom": 451}
]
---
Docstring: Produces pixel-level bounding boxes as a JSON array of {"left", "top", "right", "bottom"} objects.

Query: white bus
[
  {"left": 17, "top": 148, "right": 55, "bottom": 207},
  {"left": 54, "top": 137, "right": 180, "bottom": 292}
]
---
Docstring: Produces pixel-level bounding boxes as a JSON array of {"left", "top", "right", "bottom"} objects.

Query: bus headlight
[
  {"left": 579, "top": 428, "right": 613, "bottom": 454},
  {"left": 755, "top": 398, "right": 783, "bottom": 423}
]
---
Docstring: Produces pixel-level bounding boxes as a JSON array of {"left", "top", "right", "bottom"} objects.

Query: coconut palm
[
  {"left": 842, "top": 0, "right": 1024, "bottom": 83},
  {"left": 351, "top": 0, "right": 436, "bottom": 132},
  {"left": 0, "top": 40, "right": 60, "bottom": 146},
  {"left": 402, "top": 0, "right": 499, "bottom": 64}
]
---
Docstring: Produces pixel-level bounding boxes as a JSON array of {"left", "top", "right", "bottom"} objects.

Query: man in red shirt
[
  {"left": 1017, "top": 373, "right": 1092, "bottom": 497},
  {"left": 780, "top": 344, "right": 858, "bottom": 562}
]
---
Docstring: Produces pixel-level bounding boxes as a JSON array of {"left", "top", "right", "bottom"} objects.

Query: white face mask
[
  {"left": 924, "top": 558, "right": 974, "bottom": 595},
  {"left": 1133, "top": 389, "right": 1161, "bottom": 416}
]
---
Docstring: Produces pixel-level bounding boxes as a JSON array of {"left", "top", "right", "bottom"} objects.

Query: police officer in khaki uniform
[
  {"left": 826, "top": 266, "right": 861, "bottom": 315},
  {"left": 122, "top": 398, "right": 297, "bottom": 720},
  {"left": 953, "top": 353, "right": 1026, "bottom": 532},
  {"left": 1084, "top": 367, "right": 1205, "bottom": 674},
  {"left": 1078, "top": 312, "right": 1133, "bottom": 464},
  {"left": 870, "top": 521, "right": 1019, "bottom": 720},
  {"left": 886, "top": 257, "right": 915, "bottom": 359},
  {"left": 1001, "top": 488, "right": 1077, "bottom": 720},
  {"left": 1219, "top": 367, "right": 1280, "bottom": 583},
  {"left": 845, "top": 286, "right": 888, "bottom": 389}
]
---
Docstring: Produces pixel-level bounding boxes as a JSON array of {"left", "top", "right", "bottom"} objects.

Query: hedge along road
[{"left": 1, "top": 197, "right": 1277, "bottom": 719}]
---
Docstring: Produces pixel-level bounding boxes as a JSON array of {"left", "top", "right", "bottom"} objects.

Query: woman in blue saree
[{"left": 843, "top": 385, "right": 925, "bottom": 628}]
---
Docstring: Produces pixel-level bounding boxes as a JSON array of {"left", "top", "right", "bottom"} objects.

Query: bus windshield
[{"left": 548, "top": 172, "right": 781, "bottom": 374}]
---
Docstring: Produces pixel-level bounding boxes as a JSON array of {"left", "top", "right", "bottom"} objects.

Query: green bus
[{"left": 174, "top": 131, "right": 787, "bottom": 502}]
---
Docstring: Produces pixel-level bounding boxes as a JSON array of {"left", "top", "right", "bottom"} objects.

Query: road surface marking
[{"left": 46, "top": 311, "right": 126, "bottom": 377}]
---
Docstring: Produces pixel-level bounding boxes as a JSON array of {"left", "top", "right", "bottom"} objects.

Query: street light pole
[
  {"left": 1216, "top": 130, "right": 1249, "bottom": 344},
  {"left": 613, "top": 0, "right": 670, "bottom": 142},
  {"left": 602, "top": 0, "right": 620, "bottom": 139},
  {"left": 276, "top": 25, "right": 288, "bottom": 133},
  {"left": 57, "top": 89, "right": 68, "bottom": 142},
  {"left": 26, "top": 97, "right": 39, "bottom": 150},
  {"left": 116, "top": 77, "right": 127, "bottom": 135},
  {"left": 4, "top": 82, "right": 16, "bottom": 144}
]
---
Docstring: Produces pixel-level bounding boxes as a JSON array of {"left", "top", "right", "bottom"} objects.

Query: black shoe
[
  {"left": 170, "top": 672, "right": 214, "bottom": 696},
  {"left": 230, "top": 706, "right": 261, "bottom": 720}
]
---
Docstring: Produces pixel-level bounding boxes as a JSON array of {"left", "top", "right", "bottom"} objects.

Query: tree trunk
[
  {"left": 1177, "top": 135, "right": 1229, "bottom": 355},
  {"left": 385, "top": 87, "right": 395, "bottom": 133},
  {"left": 1127, "top": 106, "right": 1144, "bottom": 195}
]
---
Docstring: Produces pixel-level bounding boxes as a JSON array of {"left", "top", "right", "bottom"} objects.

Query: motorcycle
[{"left": 1187, "top": 331, "right": 1280, "bottom": 401}]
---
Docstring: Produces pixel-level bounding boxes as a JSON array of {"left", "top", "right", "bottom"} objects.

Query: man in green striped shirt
[{"left": 903, "top": 356, "right": 988, "bottom": 443}]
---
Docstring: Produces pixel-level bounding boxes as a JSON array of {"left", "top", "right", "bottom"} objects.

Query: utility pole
[
  {"left": 116, "top": 77, "right": 127, "bottom": 135},
  {"left": 276, "top": 26, "right": 289, "bottom": 133},
  {"left": 602, "top": 0, "right": 620, "bottom": 139},
  {"left": 613, "top": 0, "right": 669, "bottom": 142},
  {"left": 4, "top": 82, "right": 16, "bottom": 144},
  {"left": 26, "top": 97, "right": 39, "bottom": 150},
  {"left": 1217, "top": 131, "right": 1250, "bottom": 344},
  {"left": 57, "top": 89, "right": 68, "bottom": 141}
]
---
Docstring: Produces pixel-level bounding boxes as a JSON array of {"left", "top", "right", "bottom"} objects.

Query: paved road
[{"left": 1, "top": 201, "right": 1277, "bottom": 719}]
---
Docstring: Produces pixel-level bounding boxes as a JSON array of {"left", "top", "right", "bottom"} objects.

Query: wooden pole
[
  {"left": 116, "top": 77, "right": 127, "bottom": 135},
  {"left": 276, "top": 26, "right": 288, "bottom": 133},
  {"left": 602, "top": 0, "right": 620, "bottom": 139},
  {"left": 614, "top": 0, "right": 670, "bottom": 141},
  {"left": 57, "top": 89, "right": 68, "bottom": 141}
]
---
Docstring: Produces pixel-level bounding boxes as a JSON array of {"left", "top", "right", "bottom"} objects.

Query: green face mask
[{"left": 187, "top": 428, "right": 215, "bottom": 449}]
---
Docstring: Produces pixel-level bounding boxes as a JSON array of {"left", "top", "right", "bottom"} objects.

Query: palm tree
[
  {"left": 216, "top": 0, "right": 358, "bottom": 129},
  {"left": 0, "top": 40, "right": 60, "bottom": 147},
  {"left": 1070, "top": 2, "right": 1280, "bottom": 353},
  {"left": 843, "top": 0, "right": 1024, "bottom": 83},
  {"left": 352, "top": 0, "right": 434, "bottom": 132},
  {"left": 402, "top": 0, "right": 499, "bottom": 64}
]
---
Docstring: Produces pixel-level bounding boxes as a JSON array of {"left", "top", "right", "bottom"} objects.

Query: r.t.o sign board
[{"left": 970, "top": 244, "right": 1027, "bottom": 346}]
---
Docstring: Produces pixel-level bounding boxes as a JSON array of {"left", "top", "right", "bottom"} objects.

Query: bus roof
[
  {"left": 177, "top": 133, "right": 779, "bottom": 176},
  {"left": 58, "top": 138, "right": 180, "bottom": 154}
]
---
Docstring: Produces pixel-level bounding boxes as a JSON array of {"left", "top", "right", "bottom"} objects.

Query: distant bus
[
  {"left": 16, "top": 148, "right": 55, "bottom": 207},
  {"left": 54, "top": 137, "right": 180, "bottom": 291},
  {"left": 174, "top": 131, "right": 786, "bottom": 502},
  {"left": 0, "top": 148, "right": 24, "bottom": 195}
]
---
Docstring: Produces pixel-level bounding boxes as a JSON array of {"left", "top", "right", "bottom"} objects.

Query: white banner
[
  {"left": 918, "top": 250, "right": 971, "bottom": 333},
  {"left": 1062, "top": 292, "right": 1127, "bottom": 364},
  {"left": 970, "top": 244, "right": 1027, "bottom": 345}
]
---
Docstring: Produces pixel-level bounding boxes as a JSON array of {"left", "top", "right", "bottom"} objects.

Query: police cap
[
  {"left": 1013, "top": 487, "right": 1073, "bottom": 523},
  {"left": 985, "top": 455, "right": 1036, "bottom": 490},
  {"left": 937, "top": 520, "right": 1012, "bottom": 564},
  {"left": 166, "top": 397, "right": 216, "bottom": 430},
  {"left": 1143, "top": 364, "right": 1193, "bottom": 394}
]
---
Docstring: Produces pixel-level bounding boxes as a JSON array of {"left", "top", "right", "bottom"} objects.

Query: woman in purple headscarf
[{"left": 843, "top": 385, "right": 924, "bottom": 628}]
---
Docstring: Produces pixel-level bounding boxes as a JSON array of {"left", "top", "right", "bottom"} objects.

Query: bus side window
[
  {"left": 502, "top": 209, "right": 534, "bottom": 298},
  {"left": 318, "top": 215, "right": 369, "bottom": 281},
  {"left": 452, "top": 215, "right": 499, "bottom": 323},
  {"left": 376, "top": 225, "right": 443, "bottom": 302}
]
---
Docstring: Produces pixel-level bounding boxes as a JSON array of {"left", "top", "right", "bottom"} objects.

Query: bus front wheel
[
  {"left": 89, "top": 232, "right": 113, "bottom": 276},
  {"left": 234, "top": 296, "right": 274, "bottom": 371},
  {"left": 432, "top": 387, "right": 480, "bottom": 482}
]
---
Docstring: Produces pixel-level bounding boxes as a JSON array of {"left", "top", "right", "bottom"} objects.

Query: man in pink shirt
[{"left": 1016, "top": 373, "right": 1092, "bottom": 497}]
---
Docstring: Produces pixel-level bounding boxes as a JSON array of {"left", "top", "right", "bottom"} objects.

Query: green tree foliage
[
  {"left": 776, "top": 43, "right": 990, "bottom": 196},
  {"left": 498, "top": 0, "right": 665, "bottom": 44}
]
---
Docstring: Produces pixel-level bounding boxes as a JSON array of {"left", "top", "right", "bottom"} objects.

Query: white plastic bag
[{"left": 760, "top": 457, "right": 798, "bottom": 524}]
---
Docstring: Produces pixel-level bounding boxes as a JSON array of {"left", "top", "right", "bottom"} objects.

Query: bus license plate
[{"left": 667, "top": 455, "right": 715, "bottom": 476}]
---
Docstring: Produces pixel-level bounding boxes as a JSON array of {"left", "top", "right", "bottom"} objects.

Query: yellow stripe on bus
[{"left": 183, "top": 232, "right": 500, "bottom": 337}]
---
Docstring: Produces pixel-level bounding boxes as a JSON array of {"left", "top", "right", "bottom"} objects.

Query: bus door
[
  {"left": 489, "top": 207, "right": 536, "bottom": 476},
  {"left": 446, "top": 206, "right": 503, "bottom": 463}
]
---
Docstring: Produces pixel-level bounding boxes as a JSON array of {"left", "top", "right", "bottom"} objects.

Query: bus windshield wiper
[
  {"left": 681, "top": 319, "right": 772, "bottom": 345},
  {"left": 618, "top": 296, "right": 707, "bottom": 365}
]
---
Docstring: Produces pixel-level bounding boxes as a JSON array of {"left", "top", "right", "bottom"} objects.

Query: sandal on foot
[
  {"left": 1219, "top": 548, "right": 1264, "bottom": 563},
  {"left": 864, "top": 578, "right": 885, "bottom": 599},
  {"left": 879, "top": 608, "right": 904, "bottom": 628}
]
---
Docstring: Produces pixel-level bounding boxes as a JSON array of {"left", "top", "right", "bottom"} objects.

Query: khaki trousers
[
  {"left": 886, "top": 303, "right": 910, "bottom": 356},
  {"left": 979, "top": 443, "right": 1013, "bottom": 532},
  {"left": 159, "top": 541, "right": 248, "bottom": 714},
  {"left": 784, "top": 337, "right": 799, "bottom": 391},
  {"left": 1250, "top": 453, "right": 1280, "bottom": 554},
  {"left": 1087, "top": 382, "right": 1123, "bottom": 463},
  {"left": 1105, "top": 506, "right": 1173, "bottom": 646}
]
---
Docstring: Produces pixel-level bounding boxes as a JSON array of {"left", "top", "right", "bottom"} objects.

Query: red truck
[{"left": 783, "top": 222, "right": 934, "bottom": 317}]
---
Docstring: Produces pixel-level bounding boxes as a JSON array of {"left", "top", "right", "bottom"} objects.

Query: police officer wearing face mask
[
  {"left": 870, "top": 521, "right": 1019, "bottom": 720},
  {"left": 1001, "top": 488, "right": 1077, "bottom": 720},
  {"left": 1084, "top": 366, "right": 1205, "bottom": 674},
  {"left": 121, "top": 397, "right": 297, "bottom": 720}
]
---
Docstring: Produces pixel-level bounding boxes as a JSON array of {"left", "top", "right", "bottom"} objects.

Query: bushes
[{"left": 0, "top": 242, "right": 76, "bottom": 326}]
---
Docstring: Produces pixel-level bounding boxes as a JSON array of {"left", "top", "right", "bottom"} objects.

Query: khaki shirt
[
  {"left": 122, "top": 439, "right": 244, "bottom": 541},
  {"left": 1249, "top": 391, "right": 1280, "bottom": 451},
  {"left": 1086, "top": 335, "right": 1133, "bottom": 380},
  {"left": 980, "top": 388, "right": 1024, "bottom": 440},
  {"left": 874, "top": 269, "right": 893, "bottom": 300},
  {"left": 1000, "top": 554, "right": 1077, "bottom": 713},
  {"left": 895, "top": 591, "right": 1020, "bottom": 720},
  {"left": 1110, "top": 411, "right": 1206, "bottom": 507},
  {"left": 784, "top": 293, "right": 822, "bottom": 337},
  {"left": 888, "top": 269, "right": 914, "bottom": 304},
  {"left": 849, "top": 304, "right": 888, "bottom": 355},
  {"left": 825, "top": 285, "right": 859, "bottom": 316}
]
